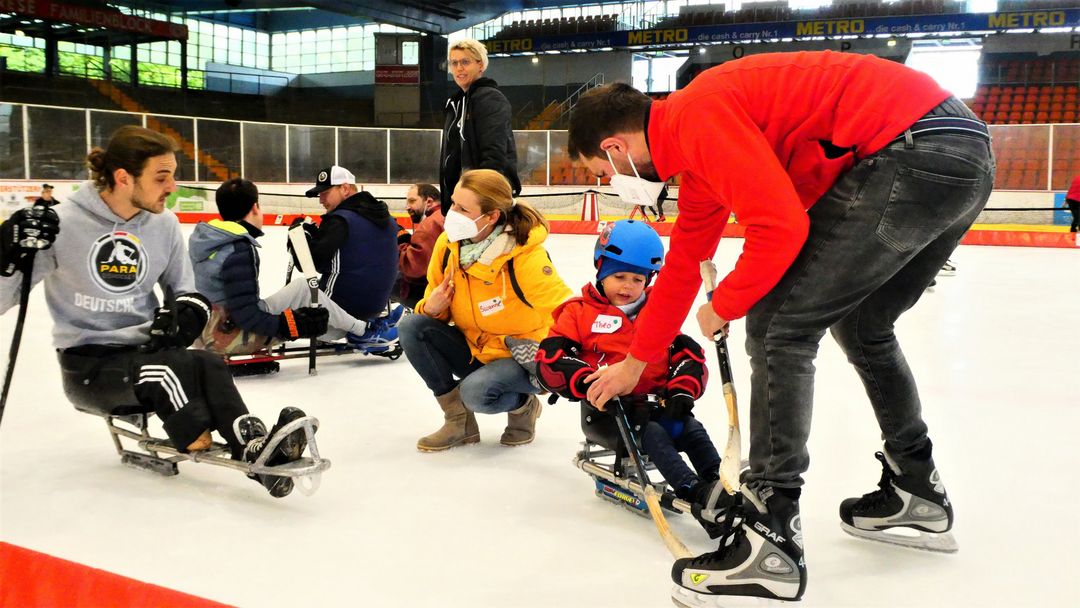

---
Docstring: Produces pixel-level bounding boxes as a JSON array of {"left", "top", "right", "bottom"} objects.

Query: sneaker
[
  {"left": 382, "top": 302, "right": 405, "bottom": 327},
  {"left": 347, "top": 322, "right": 399, "bottom": 353},
  {"left": 239, "top": 407, "right": 308, "bottom": 498},
  {"left": 671, "top": 486, "right": 806, "bottom": 605},
  {"left": 939, "top": 260, "right": 957, "bottom": 276},
  {"left": 839, "top": 450, "right": 957, "bottom": 552}
]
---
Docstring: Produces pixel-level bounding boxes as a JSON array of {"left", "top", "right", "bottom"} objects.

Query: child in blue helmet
[{"left": 537, "top": 219, "right": 724, "bottom": 513}]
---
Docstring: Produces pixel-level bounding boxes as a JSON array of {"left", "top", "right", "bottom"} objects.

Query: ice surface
[{"left": 2, "top": 227, "right": 1078, "bottom": 607}]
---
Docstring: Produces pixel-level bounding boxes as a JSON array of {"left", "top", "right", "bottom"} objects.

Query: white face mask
[
  {"left": 444, "top": 208, "right": 489, "bottom": 242},
  {"left": 606, "top": 149, "right": 666, "bottom": 208}
]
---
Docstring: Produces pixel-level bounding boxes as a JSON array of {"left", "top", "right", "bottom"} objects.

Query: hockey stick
[
  {"left": 287, "top": 223, "right": 319, "bottom": 376},
  {"left": 700, "top": 260, "right": 742, "bottom": 496},
  {"left": 611, "top": 397, "right": 693, "bottom": 559},
  {"left": 0, "top": 251, "right": 35, "bottom": 428}
]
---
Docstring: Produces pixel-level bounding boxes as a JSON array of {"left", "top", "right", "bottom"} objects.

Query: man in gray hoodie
[{"left": 0, "top": 126, "right": 313, "bottom": 498}]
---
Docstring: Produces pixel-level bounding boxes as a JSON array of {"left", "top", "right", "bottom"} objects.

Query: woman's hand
[
  {"left": 424, "top": 272, "right": 455, "bottom": 317},
  {"left": 585, "top": 356, "right": 647, "bottom": 411}
]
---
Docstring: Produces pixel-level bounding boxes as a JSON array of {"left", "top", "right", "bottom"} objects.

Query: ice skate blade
[
  {"left": 671, "top": 586, "right": 794, "bottom": 607},
  {"left": 841, "top": 522, "right": 958, "bottom": 553}
]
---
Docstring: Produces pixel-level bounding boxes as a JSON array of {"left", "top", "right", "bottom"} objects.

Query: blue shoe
[
  {"left": 347, "top": 322, "right": 399, "bottom": 353},
  {"left": 381, "top": 303, "right": 405, "bottom": 328}
]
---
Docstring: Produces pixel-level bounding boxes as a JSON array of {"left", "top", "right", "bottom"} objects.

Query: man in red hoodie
[{"left": 568, "top": 51, "right": 994, "bottom": 603}]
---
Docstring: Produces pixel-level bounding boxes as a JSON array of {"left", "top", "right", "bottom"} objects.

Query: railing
[
  {"left": 1, "top": 99, "right": 1078, "bottom": 194},
  {"left": 513, "top": 100, "right": 537, "bottom": 129},
  {"left": 549, "top": 72, "right": 605, "bottom": 129},
  {"left": 202, "top": 70, "right": 291, "bottom": 96}
]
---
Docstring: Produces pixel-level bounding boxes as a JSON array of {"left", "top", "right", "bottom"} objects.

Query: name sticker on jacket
[
  {"left": 591, "top": 315, "right": 622, "bottom": 334},
  {"left": 478, "top": 296, "right": 505, "bottom": 317}
]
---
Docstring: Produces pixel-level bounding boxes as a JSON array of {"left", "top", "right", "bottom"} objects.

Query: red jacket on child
[{"left": 538, "top": 284, "right": 707, "bottom": 402}]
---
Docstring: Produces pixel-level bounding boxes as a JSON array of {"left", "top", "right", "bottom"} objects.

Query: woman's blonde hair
[
  {"left": 448, "top": 38, "right": 489, "bottom": 71},
  {"left": 457, "top": 169, "right": 547, "bottom": 246}
]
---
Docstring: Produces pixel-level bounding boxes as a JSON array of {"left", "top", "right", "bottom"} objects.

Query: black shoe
[
  {"left": 839, "top": 450, "right": 957, "bottom": 552},
  {"left": 239, "top": 407, "right": 308, "bottom": 498},
  {"left": 672, "top": 486, "right": 806, "bottom": 603}
]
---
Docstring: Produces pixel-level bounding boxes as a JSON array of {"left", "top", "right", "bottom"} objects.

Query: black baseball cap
[{"left": 306, "top": 165, "right": 356, "bottom": 197}]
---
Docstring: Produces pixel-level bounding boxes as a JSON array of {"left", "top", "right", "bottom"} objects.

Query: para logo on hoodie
[{"left": 88, "top": 231, "right": 148, "bottom": 293}]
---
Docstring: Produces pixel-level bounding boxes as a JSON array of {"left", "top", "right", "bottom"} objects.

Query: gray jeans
[
  {"left": 398, "top": 313, "right": 539, "bottom": 414},
  {"left": 745, "top": 131, "right": 995, "bottom": 488},
  {"left": 261, "top": 278, "right": 366, "bottom": 340}
]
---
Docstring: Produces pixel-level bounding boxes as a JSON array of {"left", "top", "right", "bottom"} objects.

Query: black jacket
[{"left": 440, "top": 77, "right": 521, "bottom": 215}]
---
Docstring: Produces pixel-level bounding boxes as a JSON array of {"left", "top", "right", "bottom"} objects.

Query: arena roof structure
[{"left": 100, "top": 1, "right": 551, "bottom": 35}]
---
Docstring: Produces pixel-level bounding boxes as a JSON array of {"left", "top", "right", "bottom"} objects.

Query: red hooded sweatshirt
[{"left": 632, "top": 50, "right": 950, "bottom": 363}]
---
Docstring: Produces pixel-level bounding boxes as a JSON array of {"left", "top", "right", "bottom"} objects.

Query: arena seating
[
  {"left": 492, "top": 14, "right": 620, "bottom": 39},
  {"left": 650, "top": 0, "right": 966, "bottom": 30},
  {"left": 970, "top": 83, "right": 1079, "bottom": 125}
]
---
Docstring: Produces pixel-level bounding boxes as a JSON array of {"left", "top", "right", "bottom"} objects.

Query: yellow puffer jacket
[{"left": 416, "top": 225, "right": 572, "bottom": 364}]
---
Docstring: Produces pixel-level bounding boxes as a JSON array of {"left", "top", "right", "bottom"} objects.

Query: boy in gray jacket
[{"left": 0, "top": 126, "right": 313, "bottom": 498}]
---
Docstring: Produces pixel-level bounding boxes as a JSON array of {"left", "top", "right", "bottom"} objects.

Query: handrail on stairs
[{"left": 548, "top": 72, "right": 605, "bottom": 129}]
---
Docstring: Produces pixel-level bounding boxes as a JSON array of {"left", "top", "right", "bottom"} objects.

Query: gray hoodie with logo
[{"left": 0, "top": 181, "right": 194, "bottom": 349}]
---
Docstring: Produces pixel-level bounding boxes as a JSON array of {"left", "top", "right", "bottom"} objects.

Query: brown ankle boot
[
  {"left": 500, "top": 395, "right": 542, "bottom": 446},
  {"left": 417, "top": 387, "right": 480, "bottom": 452}
]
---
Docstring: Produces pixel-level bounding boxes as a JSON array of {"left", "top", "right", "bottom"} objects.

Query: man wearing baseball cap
[
  {"left": 35, "top": 184, "right": 58, "bottom": 207},
  {"left": 294, "top": 165, "right": 402, "bottom": 352}
]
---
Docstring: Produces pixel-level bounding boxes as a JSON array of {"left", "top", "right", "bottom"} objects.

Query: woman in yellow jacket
[{"left": 400, "top": 169, "right": 572, "bottom": 452}]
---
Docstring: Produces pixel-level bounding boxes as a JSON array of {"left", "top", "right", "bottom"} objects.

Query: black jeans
[
  {"left": 1066, "top": 199, "right": 1079, "bottom": 232},
  {"left": 745, "top": 131, "right": 995, "bottom": 488},
  {"left": 641, "top": 417, "right": 722, "bottom": 492}
]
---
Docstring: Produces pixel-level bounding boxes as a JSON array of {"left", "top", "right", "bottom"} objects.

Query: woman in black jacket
[{"left": 440, "top": 38, "right": 520, "bottom": 215}]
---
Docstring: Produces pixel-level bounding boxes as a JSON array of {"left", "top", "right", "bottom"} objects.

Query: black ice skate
[
  {"left": 236, "top": 407, "right": 309, "bottom": 498},
  {"left": 671, "top": 486, "right": 806, "bottom": 607},
  {"left": 839, "top": 450, "right": 957, "bottom": 553}
]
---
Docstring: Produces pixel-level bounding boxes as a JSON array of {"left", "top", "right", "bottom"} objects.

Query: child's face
[{"left": 601, "top": 272, "right": 647, "bottom": 306}]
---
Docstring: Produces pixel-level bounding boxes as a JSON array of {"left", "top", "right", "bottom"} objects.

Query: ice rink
[{"left": 2, "top": 227, "right": 1078, "bottom": 608}]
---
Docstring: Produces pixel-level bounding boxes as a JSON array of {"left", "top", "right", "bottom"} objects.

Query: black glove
[
  {"left": 659, "top": 393, "right": 694, "bottom": 439},
  {"left": 1, "top": 204, "right": 60, "bottom": 277},
  {"left": 396, "top": 221, "right": 412, "bottom": 246},
  {"left": 277, "top": 306, "right": 329, "bottom": 339},
  {"left": 664, "top": 393, "right": 694, "bottom": 420},
  {"left": 537, "top": 335, "right": 594, "bottom": 400},
  {"left": 143, "top": 293, "right": 211, "bottom": 352}
]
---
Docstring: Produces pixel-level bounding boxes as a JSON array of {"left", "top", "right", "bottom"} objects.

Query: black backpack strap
[{"left": 507, "top": 258, "right": 532, "bottom": 308}]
